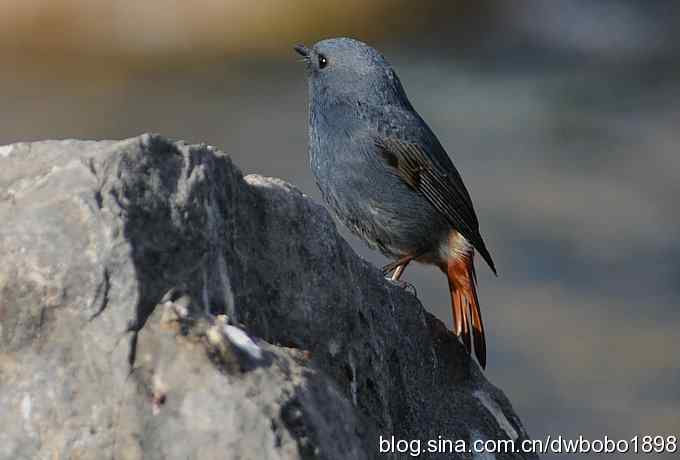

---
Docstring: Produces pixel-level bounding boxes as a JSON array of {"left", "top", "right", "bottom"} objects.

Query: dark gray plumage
[{"left": 295, "top": 38, "right": 496, "bottom": 368}]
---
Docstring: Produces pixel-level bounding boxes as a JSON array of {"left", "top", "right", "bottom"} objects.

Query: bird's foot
[{"left": 385, "top": 277, "right": 417, "bottom": 297}]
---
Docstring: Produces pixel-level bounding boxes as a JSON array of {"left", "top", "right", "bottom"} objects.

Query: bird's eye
[{"left": 318, "top": 54, "right": 328, "bottom": 69}]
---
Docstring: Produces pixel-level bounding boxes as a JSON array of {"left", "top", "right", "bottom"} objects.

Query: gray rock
[{"left": 0, "top": 135, "right": 536, "bottom": 460}]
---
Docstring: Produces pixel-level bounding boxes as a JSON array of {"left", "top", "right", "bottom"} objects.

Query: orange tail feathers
[{"left": 446, "top": 253, "right": 486, "bottom": 369}]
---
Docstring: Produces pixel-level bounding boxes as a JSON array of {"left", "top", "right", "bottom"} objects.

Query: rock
[{"left": 0, "top": 135, "right": 536, "bottom": 460}]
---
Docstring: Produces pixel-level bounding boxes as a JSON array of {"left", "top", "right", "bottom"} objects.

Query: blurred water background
[{"left": 2, "top": 1, "right": 678, "bottom": 458}]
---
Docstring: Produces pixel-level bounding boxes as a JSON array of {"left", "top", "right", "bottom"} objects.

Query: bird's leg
[
  {"left": 381, "top": 254, "right": 415, "bottom": 276},
  {"left": 381, "top": 260, "right": 400, "bottom": 275},
  {"left": 391, "top": 259, "right": 410, "bottom": 281},
  {"left": 383, "top": 256, "right": 417, "bottom": 296}
]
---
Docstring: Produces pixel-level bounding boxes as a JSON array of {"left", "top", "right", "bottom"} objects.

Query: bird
[{"left": 294, "top": 38, "right": 496, "bottom": 368}]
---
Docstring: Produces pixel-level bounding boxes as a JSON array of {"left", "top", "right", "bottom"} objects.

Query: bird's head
[{"left": 294, "top": 37, "right": 409, "bottom": 107}]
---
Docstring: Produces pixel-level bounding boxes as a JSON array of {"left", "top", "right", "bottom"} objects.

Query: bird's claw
[{"left": 385, "top": 277, "right": 417, "bottom": 297}]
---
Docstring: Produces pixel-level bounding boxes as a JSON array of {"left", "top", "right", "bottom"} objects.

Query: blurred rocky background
[{"left": 1, "top": 1, "right": 679, "bottom": 458}]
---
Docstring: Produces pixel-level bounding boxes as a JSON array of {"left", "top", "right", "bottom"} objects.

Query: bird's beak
[{"left": 294, "top": 44, "right": 310, "bottom": 58}]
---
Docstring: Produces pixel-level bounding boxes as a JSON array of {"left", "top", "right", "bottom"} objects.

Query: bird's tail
[{"left": 446, "top": 253, "right": 486, "bottom": 369}]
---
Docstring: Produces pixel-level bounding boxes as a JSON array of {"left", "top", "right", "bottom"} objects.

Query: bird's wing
[{"left": 374, "top": 135, "right": 497, "bottom": 274}]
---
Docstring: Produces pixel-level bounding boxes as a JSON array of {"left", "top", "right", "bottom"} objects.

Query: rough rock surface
[{"left": 0, "top": 135, "right": 536, "bottom": 460}]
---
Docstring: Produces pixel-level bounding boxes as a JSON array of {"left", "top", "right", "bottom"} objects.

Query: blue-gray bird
[{"left": 295, "top": 37, "right": 496, "bottom": 368}]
